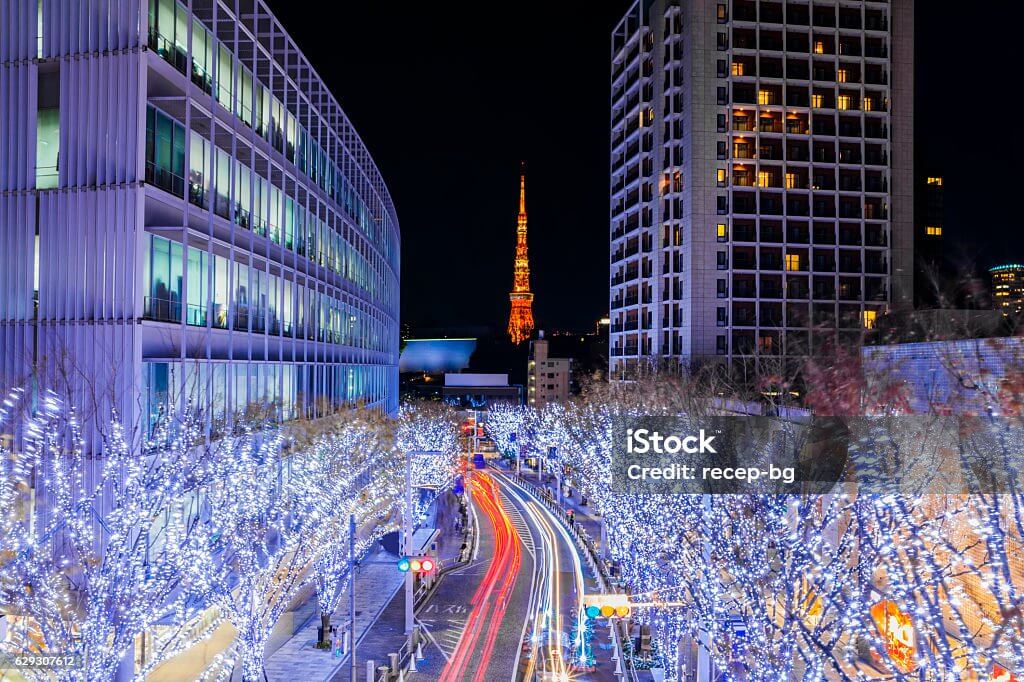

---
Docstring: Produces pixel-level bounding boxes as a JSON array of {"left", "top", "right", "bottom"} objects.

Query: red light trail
[{"left": 440, "top": 472, "right": 522, "bottom": 682}]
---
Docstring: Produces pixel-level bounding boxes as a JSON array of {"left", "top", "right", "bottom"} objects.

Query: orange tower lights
[{"left": 507, "top": 164, "right": 535, "bottom": 345}]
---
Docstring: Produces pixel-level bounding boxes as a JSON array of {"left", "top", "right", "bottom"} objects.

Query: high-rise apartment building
[
  {"left": 914, "top": 174, "right": 945, "bottom": 307},
  {"left": 0, "top": 0, "right": 401, "bottom": 437},
  {"left": 990, "top": 264, "right": 1024, "bottom": 316},
  {"left": 609, "top": 0, "right": 913, "bottom": 380}
]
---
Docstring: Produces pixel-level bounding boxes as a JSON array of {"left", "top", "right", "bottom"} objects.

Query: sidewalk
[{"left": 264, "top": 548, "right": 405, "bottom": 682}]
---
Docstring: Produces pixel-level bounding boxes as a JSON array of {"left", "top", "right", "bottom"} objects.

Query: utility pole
[{"left": 349, "top": 513, "right": 356, "bottom": 682}]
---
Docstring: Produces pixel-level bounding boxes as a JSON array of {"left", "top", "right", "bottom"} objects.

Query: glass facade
[
  {"left": 35, "top": 107, "right": 59, "bottom": 189},
  {"left": 139, "top": 0, "right": 399, "bottom": 425}
]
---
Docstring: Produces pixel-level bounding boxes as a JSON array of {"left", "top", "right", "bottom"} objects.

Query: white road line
[{"left": 415, "top": 617, "right": 452, "bottom": 662}]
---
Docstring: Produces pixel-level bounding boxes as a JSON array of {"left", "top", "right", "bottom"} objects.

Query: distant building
[
  {"left": 990, "top": 264, "right": 1024, "bottom": 315},
  {"left": 914, "top": 175, "right": 945, "bottom": 307},
  {"left": 399, "top": 338, "right": 477, "bottom": 374},
  {"left": 443, "top": 373, "right": 522, "bottom": 408},
  {"left": 528, "top": 331, "right": 572, "bottom": 407}
]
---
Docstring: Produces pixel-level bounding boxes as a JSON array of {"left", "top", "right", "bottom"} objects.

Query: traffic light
[
  {"left": 583, "top": 594, "right": 631, "bottom": 619},
  {"left": 397, "top": 556, "right": 436, "bottom": 574}
]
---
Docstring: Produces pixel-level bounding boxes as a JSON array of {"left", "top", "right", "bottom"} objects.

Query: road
[{"left": 416, "top": 467, "right": 618, "bottom": 682}]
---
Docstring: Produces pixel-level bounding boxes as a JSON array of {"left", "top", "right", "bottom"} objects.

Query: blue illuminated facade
[{"left": 0, "top": 0, "right": 400, "bottom": 435}]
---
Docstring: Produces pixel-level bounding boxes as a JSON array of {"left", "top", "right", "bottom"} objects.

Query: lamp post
[{"left": 349, "top": 513, "right": 357, "bottom": 682}]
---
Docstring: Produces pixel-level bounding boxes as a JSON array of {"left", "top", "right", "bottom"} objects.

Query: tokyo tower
[{"left": 507, "top": 164, "right": 535, "bottom": 345}]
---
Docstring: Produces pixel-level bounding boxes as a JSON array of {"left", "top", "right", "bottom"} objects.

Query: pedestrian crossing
[{"left": 500, "top": 489, "right": 535, "bottom": 556}]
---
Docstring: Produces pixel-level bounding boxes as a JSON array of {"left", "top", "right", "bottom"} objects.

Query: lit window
[
  {"left": 758, "top": 90, "right": 772, "bottom": 105},
  {"left": 785, "top": 172, "right": 797, "bottom": 189},
  {"left": 758, "top": 170, "right": 771, "bottom": 187},
  {"left": 814, "top": 40, "right": 825, "bottom": 54},
  {"left": 837, "top": 69, "right": 848, "bottom": 83},
  {"left": 717, "top": 223, "right": 728, "bottom": 239},
  {"left": 785, "top": 254, "right": 801, "bottom": 271},
  {"left": 812, "top": 94, "right": 823, "bottom": 108},
  {"left": 862, "top": 309, "right": 877, "bottom": 330},
  {"left": 732, "top": 61, "right": 745, "bottom": 76},
  {"left": 862, "top": 96, "right": 873, "bottom": 111},
  {"left": 838, "top": 95, "right": 851, "bottom": 110},
  {"left": 927, "top": 176, "right": 943, "bottom": 186},
  {"left": 926, "top": 226, "right": 942, "bottom": 236},
  {"left": 717, "top": 169, "right": 728, "bottom": 186}
]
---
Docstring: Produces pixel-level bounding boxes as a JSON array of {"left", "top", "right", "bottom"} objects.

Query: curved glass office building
[{"left": 0, "top": 0, "right": 401, "bottom": 433}]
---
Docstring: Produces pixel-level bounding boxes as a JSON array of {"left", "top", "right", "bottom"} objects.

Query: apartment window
[
  {"left": 731, "top": 61, "right": 745, "bottom": 76},
  {"left": 717, "top": 32, "right": 729, "bottom": 50},
  {"left": 837, "top": 95, "right": 851, "bottom": 110},
  {"left": 717, "top": 196, "right": 729, "bottom": 214},
  {"left": 926, "top": 226, "right": 943, "bottom": 236},
  {"left": 862, "top": 309, "right": 877, "bottom": 330},
  {"left": 718, "top": 60, "right": 728, "bottom": 78},
  {"left": 717, "top": 279, "right": 728, "bottom": 298},
  {"left": 785, "top": 172, "right": 797, "bottom": 189},
  {"left": 717, "top": 141, "right": 728, "bottom": 159},
  {"left": 814, "top": 40, "right": 825, "bottom": 54},
  {"left": 862, "top": 96, "right": 873, "bottom": 112},
  {"left": 717, "top": 169, "right": 728, "bottom": 187},
  {"left": 717, "top": 223, "right": 728, "bottom": 241},
  {"left": 785, "top": 253, "right": 801, "bottom": 271},
  {"left": 717, "top": 251, "right": 728, "bottom": 270},
  {"left": 758, "top": 170, "right": 771, "bottom": 187},
  {"left": 758, "top": 90, "right": 772, "bottom": 105},
  {"left": 717, "top": 114, "right": 727, "bottom": 132},
  {"left": 717, "top": 87, "right": 728, "bottom": 104},
  {"left": 717, "top": 3, "right": 728, "bottom": 23},
  {"left": 837, "top": 69, "right": 848, "bottom": 83},
  {"left": 716, "top": 335, "right": 728, "bottom": 354},
  {"left": 188, "top": 132, "right": 210, "bottom": 208},
  {"left": 927, "top": 177, "right": 943, "bottom": 186},
  {"left": 812, "top": 94, "right": 823, "bottom": 108},
  {"left": 146, "top": 234, "right": 183, "bottom": 322},
  {"left": 717, "top": 307, "right": 728, "bottom": 326}
]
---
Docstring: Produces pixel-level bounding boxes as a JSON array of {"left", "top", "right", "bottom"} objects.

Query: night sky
[{"left": 265, "top": 1, "right": 1021, "bottom": 334}]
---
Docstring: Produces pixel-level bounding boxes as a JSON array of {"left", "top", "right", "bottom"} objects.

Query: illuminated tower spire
[{"left": 507, "top": 163, "right": 535, "bottom": 345}]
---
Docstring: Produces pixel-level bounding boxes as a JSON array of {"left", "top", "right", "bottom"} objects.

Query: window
[
  {"left": 35, "top": 108, "right": 59, "bottom": 189},
  {"left": 146, "top": 234, "right": 183, "bottom": 322},
  {"left": 216, "top": 44, "right": 234, "bottom": 112},
  {"left": 186, "top": 248, "right": 209, "bottom": 326},
  {"left": 927, "top": 176, "right": 943, "bottom": 186},
  {"left": 785, "top": 253, "right": 801, "bottom": 271},
  {"left": 862, "top": 96, "right": 873, "bottom": 111},
  {"left": 717, "top": 114, "right": 727, "bottom": 132},
  {"left": 145, "top": 105, "right": 186, "bottom": 196},
  {"left": 758, "top": 89, "right": 772, "bottom": 105},
  {"left": 717, "top": 32, "right": 729, "bottom": 50},
  {"left": 717, "top": 3, "right": 728, "bottom": 23},
  {"left": 731, "top": 61, "right": 745, "bottom": 76},
  {"left": 862, "top": 309, "right": 877, "bottom": 330},
  {"left": 926, "top": 226, "right": 942, "bottom": 236},
  {"left": 717, "top": 141, "right": 728, "bottom": 159},
  {"left": 717, "top": 279, "right": 728, "bottom": 298},
  {"left": 717, "top": 169, "right": 727, "bottom": 187},
  {"left": 814, "top": 40, "right": 825, "bottom": 54},
  {"left": 717, "top": 307, "right": 728, "bottom": 326},
  {"left": 785, "top": 172, "right": 797, "bottom": 189},
  {"left": 758, "top": 170, "right": 771, "bottom": 187},
  {"left": 716, "top": 335, "right": 728, "bottom": 354},
  {"left": 812, "top": 94, "right": 823, "bottom": 108},
  {"left": 717, "top": 86, "right": 728, "bottom": 104},
  {"left": 718, "top": 60, "right": 728, "bottom": 77},
  {"left": 188, "top": 132, "right": 210, "bottom": 208},
  {"left": 837, "top": 95, "right": 851, "bottom": 110},
  {"left": 717, "top": 251, "right": 728, "bottom": 270},
  {"left": 717, "top": 223, "right": 728, "bottom": 241},
  {"left": 837, "top": 69, "right": 848, "bottom": 83},
  {"left": 717, "top": 196, "right": 728, "bottom": 214}
]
